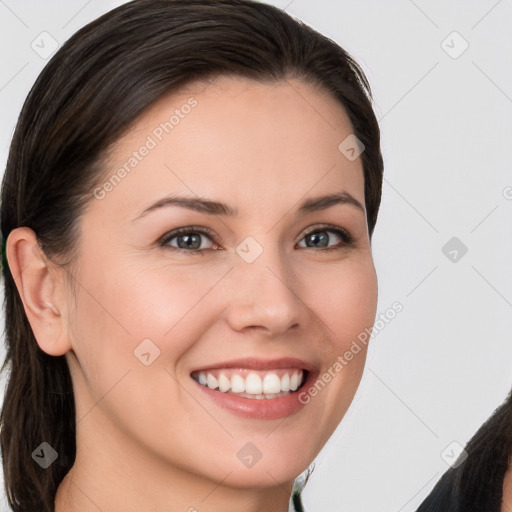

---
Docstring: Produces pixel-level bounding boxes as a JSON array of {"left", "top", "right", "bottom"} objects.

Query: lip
[
  {"left": 190, "top": 356, "right": 317, "bottom": 373},
  {"left": 190, "top": 362, "right": 320, "bottom": 420}
]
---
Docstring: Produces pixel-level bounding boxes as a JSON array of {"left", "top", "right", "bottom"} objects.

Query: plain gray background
[{"left": 1, "top": 1, "right": 511, "bottom": 511}]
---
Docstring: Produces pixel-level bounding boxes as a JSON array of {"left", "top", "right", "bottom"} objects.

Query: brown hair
[{"left": 0, "top": 1, "right": 383, "bottom": 510}]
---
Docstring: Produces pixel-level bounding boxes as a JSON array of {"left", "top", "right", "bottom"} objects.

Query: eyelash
[{"left": 159, "top": 224, "right": 355, "bottom": 255}]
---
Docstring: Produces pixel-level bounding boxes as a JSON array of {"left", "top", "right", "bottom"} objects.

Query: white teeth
[
  {"left": 263, "top": 373, "right": 281, "bottom": 394},
  {"left": 194, "top": 369, "right": 305, "bottom": 397},
  {"left": 281, "top": 373, "right": 291, "bottom": 392},
  {"left": 218, "top": 374, "right": 231, "bottom": 392},
  {"left": 245, "top": 374, "right": 263, "bottom": 394},
  {"left": 231, "top": 374, "right": 245, "bottom": 393},
  {"left": 206, "top": 373, "right": 218, "bottom": 390},
  {"left": 290, "top": 372, "right": 299, "bottom": 391}
]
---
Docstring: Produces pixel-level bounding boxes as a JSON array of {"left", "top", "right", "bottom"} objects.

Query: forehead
[{"left": 94, "top": 75, "right": 365, "bottom": 220}]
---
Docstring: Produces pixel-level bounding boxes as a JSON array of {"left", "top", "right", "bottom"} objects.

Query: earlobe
[{"left": 6, "top": 227, "right": 72, "bottom": 356}]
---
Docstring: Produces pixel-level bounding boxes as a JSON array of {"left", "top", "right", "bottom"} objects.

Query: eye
[
  {"left": 159, "top": 224, "right": 354, "bottom": 255},
  {"left": 297, "top": 225, "right": 354, "bottom": 251},
  {"left": 159, "top": 227, "right": 220, "bottom": 254}
]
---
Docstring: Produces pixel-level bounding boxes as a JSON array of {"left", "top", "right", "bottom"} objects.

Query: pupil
[
  {"left": 308, "top": 232, "right": 328, "bottom": 248},
  {"left": 178, "top": 234, "right": 201, "bottom": 250}
]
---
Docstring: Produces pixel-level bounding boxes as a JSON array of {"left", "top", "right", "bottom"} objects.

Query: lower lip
[{"left": 193, "top": 371, "right": 318, "bottom": 420}]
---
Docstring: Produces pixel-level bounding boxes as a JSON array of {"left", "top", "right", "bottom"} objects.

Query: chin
[
  {"left": 219, "top": 463, "right": 307, "bottom": 490},
  {"left": 204, "top": 439, "right": 316, "bottom": 489}
]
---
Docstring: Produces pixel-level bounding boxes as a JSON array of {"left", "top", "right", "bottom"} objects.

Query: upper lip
[{"left": 190, "top": 357, "right": 317, "bottom": 373}]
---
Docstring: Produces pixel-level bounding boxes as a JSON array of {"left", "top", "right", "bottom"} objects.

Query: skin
[{"left": 7, "top": 76, "right": 378, "bottom": 512}]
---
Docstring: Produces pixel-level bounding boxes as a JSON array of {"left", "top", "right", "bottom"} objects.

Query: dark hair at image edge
[
  {"left": 0, "top": 0, "right": 383, "bottom": 510},
  {"left": 416, "top": 388, "right": 512, "bottom": 512}
]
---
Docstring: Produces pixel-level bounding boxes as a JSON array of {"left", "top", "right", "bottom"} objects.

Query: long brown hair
[{"left": 0, "top": 1, "right": 384, "bottom": 510}]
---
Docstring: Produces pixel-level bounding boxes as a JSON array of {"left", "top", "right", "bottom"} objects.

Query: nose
[{"left": 223, "top": 245, "right": 304, "bottom": 336}]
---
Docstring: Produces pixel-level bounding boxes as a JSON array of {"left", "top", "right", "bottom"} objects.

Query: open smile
[
  {"left": 191, "top": 368, "right": 308, "bottom": 399},
  {"left": 189, "top": 357, "right": 318, "bottom": 420}
]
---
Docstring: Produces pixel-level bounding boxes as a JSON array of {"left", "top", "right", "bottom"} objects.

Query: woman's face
[{"left": 64, "top": 76, "right": 378, "bottom": 488}]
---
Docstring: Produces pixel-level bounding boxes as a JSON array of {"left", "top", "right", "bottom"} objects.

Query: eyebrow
[{"left": 132, "top": 191, "right": 364, "bottom": 221}]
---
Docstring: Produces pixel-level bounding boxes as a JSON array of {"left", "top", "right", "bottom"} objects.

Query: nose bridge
[{"left": 224, "top": 235, "right": 302, "bottom": 334}]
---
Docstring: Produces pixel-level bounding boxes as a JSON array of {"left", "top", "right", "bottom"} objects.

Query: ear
[{"left": 6, "top": 227, "right": 72, "bottom": 356}]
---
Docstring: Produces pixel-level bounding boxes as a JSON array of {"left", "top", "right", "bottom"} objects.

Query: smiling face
[{"left": 59, "top": 75, "right": 378, "bottom": 495}]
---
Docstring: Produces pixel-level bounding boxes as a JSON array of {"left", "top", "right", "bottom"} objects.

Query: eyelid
[
  {"left": 159, "top": 223, "right": 354, "bottom": 253},
  {"left": 298, "top": 223, "right": 353, "bottom": 242}
]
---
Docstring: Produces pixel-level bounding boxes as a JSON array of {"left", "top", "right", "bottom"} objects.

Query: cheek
[
  {"left": 308, "top": 256, "right": 378, "bottom": 345},
  {"left": 67, "top": 257, "right": 227, "bottom": 431},
  {"left": 69, "top": 257, "right": 231, "bottom": 375},
  {"left": 301, "top": 257, "right": 377, "bottom": 431}
]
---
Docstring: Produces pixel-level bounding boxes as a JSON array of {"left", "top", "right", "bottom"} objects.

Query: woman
[
  {"left": 416, "top": 389, "right": 512, "bottom": 512},
  {"left": 0, "top": 1, "right": 383, "bottom": 511}
]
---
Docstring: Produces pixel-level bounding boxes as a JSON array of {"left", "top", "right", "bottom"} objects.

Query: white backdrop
[{"left": 1, "top": 1, "right": 511, "bottom": 511}]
